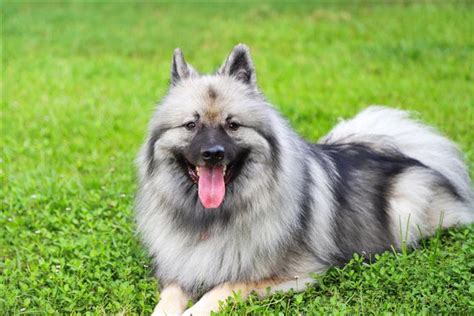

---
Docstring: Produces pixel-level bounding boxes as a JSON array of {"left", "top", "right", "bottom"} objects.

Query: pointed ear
[
  {"left": 219, "top": 44, "right": 256, "bottom": 85},
  {"left": 171, "top": 48, "right": 197, "bottom": 85}
]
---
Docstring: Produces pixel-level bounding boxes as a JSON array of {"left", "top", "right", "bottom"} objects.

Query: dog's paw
[
  {"left": 182, "top": 303, "right": 218, "bottom": 316},
  {"left": 151, "top": 311, "right": 176, "bottom": 316},
  {"left": 151, "top": 310, "right": 181, "bottom": 316},
  {"left": 151, "top": 310, "right": 182, "bottom": 316},
  {"left": 151, "top": 305, "right": 183, "bottom": 316},
  {"left": 181, "top": 308, "right": 208, "bottom": 316}
]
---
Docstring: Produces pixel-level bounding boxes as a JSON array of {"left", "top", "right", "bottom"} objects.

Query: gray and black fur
[{"left": 136, "top": 44, "right": 474, "bottom": 297}]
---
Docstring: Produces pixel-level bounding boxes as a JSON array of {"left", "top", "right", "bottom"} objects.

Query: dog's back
[{"left": 319, "top": 106, "right": 473, "bottom": 249}]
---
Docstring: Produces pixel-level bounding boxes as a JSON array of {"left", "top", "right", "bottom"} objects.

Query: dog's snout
[{"left": 201, "top": 145, "right": 225, "bottom": 164}]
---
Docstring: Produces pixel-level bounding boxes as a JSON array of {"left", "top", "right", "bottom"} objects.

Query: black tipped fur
[
  {"left": 317, "top": 143, "right": 424, "bottom": 264},
  {"left": 171, "top": 48, "right": 197, "bottom": 85},
  {"left": 220, "top": 44, "right": 256, "bottom": 85},
  {"left": 146, "top": 127, "right": 169, "bottom": 175},
  {"left": 252, "top": 126, "right": 281, "bottom": 176}
]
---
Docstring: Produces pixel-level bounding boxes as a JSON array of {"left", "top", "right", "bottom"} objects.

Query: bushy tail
[{"left": 320, "top": 106, "right": 474, "bottom": 209}]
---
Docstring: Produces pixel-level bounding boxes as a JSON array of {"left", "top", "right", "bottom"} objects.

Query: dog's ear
[
  {"left": 219, "top": 44, "right": 256, "bottom": 85},
  {"left": 171, "top": 48, "right": 198, "bottom": 86}
]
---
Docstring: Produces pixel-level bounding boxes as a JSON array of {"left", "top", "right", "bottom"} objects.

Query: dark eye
[
  {"left": 228, "top": 121, "right": 240, "bottom": 131},
  {"left": 185, "top": 121, "right": 196, "bottom": 130}
]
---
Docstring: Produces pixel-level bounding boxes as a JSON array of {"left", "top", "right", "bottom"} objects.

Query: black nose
[{"left": 201, "top": 145, "right": 225, "bottom": 164}]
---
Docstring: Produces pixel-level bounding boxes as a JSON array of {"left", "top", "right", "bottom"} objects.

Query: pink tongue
[{"left": 198, "top": 166, "right": 226, "bottom": 209}]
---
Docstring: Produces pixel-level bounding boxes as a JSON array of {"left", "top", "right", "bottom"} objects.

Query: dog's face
[{"left": 145, "top": 45, "right": 280, "bottom": 210}]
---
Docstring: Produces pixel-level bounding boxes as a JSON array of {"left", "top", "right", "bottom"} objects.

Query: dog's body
[{"left": 135, "top": 45, "right": 473, "bottom": 314}]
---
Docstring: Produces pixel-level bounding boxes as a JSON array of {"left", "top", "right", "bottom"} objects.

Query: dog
[{"left": 135, "top": 44, "right": 473, "bottom": 315}]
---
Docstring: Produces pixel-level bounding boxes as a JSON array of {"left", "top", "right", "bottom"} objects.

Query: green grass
[{"left": 2, "top": 2, "right": 473, "bottom": 314}]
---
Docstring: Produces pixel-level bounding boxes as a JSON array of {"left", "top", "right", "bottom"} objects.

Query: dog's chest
[{"left": 152, "top": 224, "right": 269, "bottom": 289}]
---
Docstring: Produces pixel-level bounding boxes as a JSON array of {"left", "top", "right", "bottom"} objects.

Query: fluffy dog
[{"left": 135, "top": 44, "right": 473, "bottom": 315}]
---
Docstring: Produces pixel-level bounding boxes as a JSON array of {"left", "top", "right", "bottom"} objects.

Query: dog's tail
[{"left": 320, "top": 106, "right": 474, "bottom": 219}]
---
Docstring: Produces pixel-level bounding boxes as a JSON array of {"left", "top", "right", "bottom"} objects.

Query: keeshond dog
[{"left": 135, "top": 44, "right": 473, "bottom": 315}]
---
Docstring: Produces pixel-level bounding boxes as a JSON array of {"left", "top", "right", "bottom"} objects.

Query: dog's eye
[
  {"left": 185, "top": 121, "right": 196, "bottom": 130},
  {"left": 228, "top": 122, "right": 240, "bottom": 131}
]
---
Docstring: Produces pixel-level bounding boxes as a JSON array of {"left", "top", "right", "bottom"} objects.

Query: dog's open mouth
[
  {"left": 174, "top": 149, "right": 249, "bottom": 209},
  {"left": 187, "top": 163, "right": 235, "bottom": 209}
]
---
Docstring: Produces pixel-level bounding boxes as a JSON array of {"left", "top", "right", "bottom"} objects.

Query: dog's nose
[{"left": 201, "top": 145, "right": 225, "bottom": 164}]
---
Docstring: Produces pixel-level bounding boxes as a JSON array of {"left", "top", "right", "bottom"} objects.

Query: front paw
[
  {"left": 151, "top": 310, "right": 181, "bottom": 316},
  {"left": 182, "top": 303, "right": 218, "bottom": 316},
  {"left": 181, "top": 308, "right": 208, "bottom": 316},
  {"left": 151, "top": 305, "right": 183, "bottom": 316}
]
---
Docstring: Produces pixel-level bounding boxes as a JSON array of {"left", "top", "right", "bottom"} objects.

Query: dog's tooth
[
  {"left": 223, "top": 165, "right": 227, "bottom": 175},
  {"left": 196, "top": 167, "right": 200, "bottom": 177}
]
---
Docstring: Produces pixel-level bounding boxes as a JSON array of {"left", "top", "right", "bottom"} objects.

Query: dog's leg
[
  {"left": 151, "top": 283, "right": 189, "bottom": 316},
  {"left": 182, "top": 276, "right": 314, "bottom": 315}
]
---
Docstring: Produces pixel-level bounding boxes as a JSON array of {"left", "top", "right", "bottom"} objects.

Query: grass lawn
[{"left": 2, "top": 2, "right": 473, "bottom": 314}]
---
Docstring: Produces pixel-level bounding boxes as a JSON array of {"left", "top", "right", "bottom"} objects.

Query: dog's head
[{"left": 142, "top": 44, "right": 281, "bottom": 210}]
